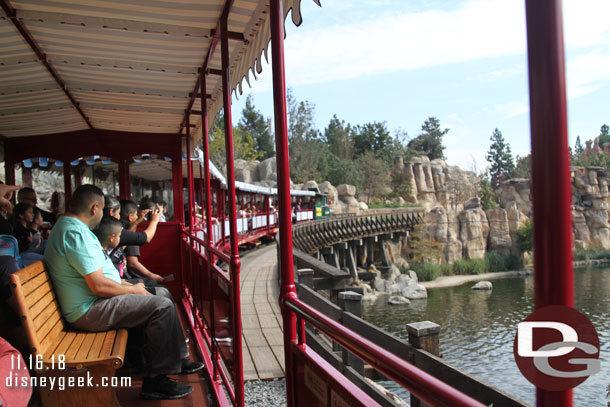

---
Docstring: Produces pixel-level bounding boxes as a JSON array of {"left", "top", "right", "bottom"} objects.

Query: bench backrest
[{"left": 10, "top": 261, "right": 66, "bottom": 356}]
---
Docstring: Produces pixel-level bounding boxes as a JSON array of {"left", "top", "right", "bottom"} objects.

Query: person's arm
[
  {"left": 118, "top": 229, "right": 147, "bottom": 246},
  {"left": 128, "top": 209, "right": 151, "bottom": 231},
  {"left": 126, "top": 256, "right": 164, "bottom": 282},
  {"left": 137, "top": 210, "right": 161, "bottom": 243},
  {"left": 83, "top": 268, "right": 150, "bottom": 297}
]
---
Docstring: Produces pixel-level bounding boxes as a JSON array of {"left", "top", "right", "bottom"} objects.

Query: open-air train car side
[{"left": 0, "top": 0, "right": 575, "bottom": 406}]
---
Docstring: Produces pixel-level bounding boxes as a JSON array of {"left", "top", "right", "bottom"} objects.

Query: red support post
[
  {"left": 118, "top": 160, "right": 131, "bottom": 200},
  {"left": 220, "top": 15, "right": 244, "bottom": 407},
  {"left": 269, "top": 1, "right": 297, "bottom": 406},
  {"left": 525, "top": 1, "right": 573, "bottom": 406},
  {"left": 200, "top": 72, "right": 219, "bottom": 380},
  {"left": 186, "top": 118, "right": 195, "bottom": 235},
  {"left": 173, "top": 155, "right": 184, "bottom": 225},
  {"left": 63, "top": 164, "right": 72, "bottom": 211}
]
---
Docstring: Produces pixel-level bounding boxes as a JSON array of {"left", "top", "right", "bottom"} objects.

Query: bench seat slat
[
  {"left": 46, "top": 331, "right": 77, "bottom": 360},
  {"left": 88, "top": 332, "right": 107, "bottom": 360},
  {"left": 99, "top": 330, "right": 116, "bottom": 359},
  {"left": 29, "top": 290, "right": 56, "bottom": 321},
  {"left": 15, "top": 261, "right": 46, "bottom": 285},
  {"left": 22, "top": 271, "right": 49, "bottom": 297},
  {"left": 33, "top": 300, "right": 61, "bottom": 332},
  {"left": 63, "top": 331, "right": 87, "bottom": 361},
  {"left": 39, "top": 318, "right": 64, "bottom": 354},
  {"left": 25, "top": 280, "right": 53, "bottom": 309},
  {"left": 74, "top": 331, "right": 97, "bottom": 362}
]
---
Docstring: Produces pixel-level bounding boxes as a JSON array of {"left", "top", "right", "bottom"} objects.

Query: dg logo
[{"left": 513, "top": 305, "right": 600, "bottom": 391}]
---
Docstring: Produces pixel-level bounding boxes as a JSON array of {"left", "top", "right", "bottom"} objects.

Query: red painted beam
[
  {"left": 179, "top": 0, "right": 235, "bottom": 132},
  {"left": 220, "top": 13, "right": 244, "bottom": 407},
  {"left": 1, "top": 0, "right": 94, "bottom": 130},
  {"left": 269, "top": 1, "right": 298, "bottom": 406},
  {"left": 525, "top": 1, "right": 573, "bottom": 406}
]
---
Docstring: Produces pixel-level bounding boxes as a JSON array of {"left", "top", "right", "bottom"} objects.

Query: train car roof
[
  {"left": 203, "top": 151, "right": 315, "bottom": 197},
  {"left": 0, "top": 0, "right": 318, "bottom": 148}
]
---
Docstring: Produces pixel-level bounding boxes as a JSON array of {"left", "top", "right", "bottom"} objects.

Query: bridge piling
[{"left": 406, "top": 321, "right": 441, "bottom": 407}]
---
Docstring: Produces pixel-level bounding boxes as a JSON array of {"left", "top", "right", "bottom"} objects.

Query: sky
[{"left": 231, "top": 0, "right": 610, "bottom": 172}]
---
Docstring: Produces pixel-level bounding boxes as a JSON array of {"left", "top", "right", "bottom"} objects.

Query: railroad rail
[{"left": 292, "top": 208, "right": 425, "bottom": 255}]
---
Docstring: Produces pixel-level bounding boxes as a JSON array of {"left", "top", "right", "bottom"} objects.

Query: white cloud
[
  {"left": 284, "top": 0, "right": 527, "bottom": 85},
  {"left": 566, "top": 48, "right": 610, "bottom": 100},
  {"left": 448, "top": 113, "right": 463, "bottom": 123}
]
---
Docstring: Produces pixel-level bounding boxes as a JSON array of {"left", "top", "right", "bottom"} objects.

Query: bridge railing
[{"left": 292, "top": 208, "right": 425, "bottom": 254}]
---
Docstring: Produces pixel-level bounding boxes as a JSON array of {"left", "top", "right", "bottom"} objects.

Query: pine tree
[
  {"left": 407, "top": 117, "right": 448, "bottom": 160},
  {"left": 574, "top": 136, "right": 584, "bottom": 156},
  {"left": 486, "top": 128, "right": 515, "bottom": 188},
  {"left": 239, "top": 95, "right": 274, "bottom": 159}
]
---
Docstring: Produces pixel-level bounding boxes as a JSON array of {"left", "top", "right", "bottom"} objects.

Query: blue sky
[{"left": 231, "top": 0, "right": 610, "bottom": 171}]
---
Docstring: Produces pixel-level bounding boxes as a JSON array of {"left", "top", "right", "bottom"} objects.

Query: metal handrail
[{"left": 285, "top": 296, "right": 486, "bottom": 407}]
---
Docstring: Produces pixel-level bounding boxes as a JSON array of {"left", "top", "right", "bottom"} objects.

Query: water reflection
[{"left": 362, "top": 268, "right": 610, "bottom": 406}]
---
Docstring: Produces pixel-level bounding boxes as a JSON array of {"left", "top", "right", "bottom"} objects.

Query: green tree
[
  {"left": 479, "top": 176, "right": 498, "bottom": 210},
  {"left": 324, "top": 115, "right": 354, "bottom": 160},
  {"left": 352, "top": 121, "right": 394, "bottom": 162},
  {"left": 516, "top": 218, "right": 533, "bottom": 253},
  {"left": 327, "top": 156, "right": 363, "bottom": 187},
  {"left": 358, "top": 151, "right": 389, "bottom": 204},
  {"left": 208, "top": 111, "right": 259, "bottom": 169},
  {"left": 407, "top": 117, "right": 448, "bottom": 160},
  {"left": 390, "top": 160, "right": 413, "bottom": 202},
  {"left": 239, "top": 94, "right": 274, "bottom": 159},
  {"left": 286, "top": 89, "right": 330, "bottom": 183},
  {"left": 486, "top": 128, "right": 515, "bottom": 188},
  {"left": 574, "top": 136, "right": 584, "bottom": 157},
  {"left": 513, "top": 154, "right": 531, "bottom": 179},
  {"left": 599, "top": 124, "right": 610, "bottom": 149},
  {"left": 287, "top": 88, "right": 319, "bottom": 142}
]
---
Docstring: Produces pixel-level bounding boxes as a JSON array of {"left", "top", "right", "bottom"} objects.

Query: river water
[{"left": 362, "top": 267, "right": 610, "bottom": 406}]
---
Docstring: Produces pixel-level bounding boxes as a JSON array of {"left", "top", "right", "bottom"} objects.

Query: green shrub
[
  {"left": 574, "top": 249, "right": 610, "bottom": 261},
  {"left": 505, "top": 254, "right": 524, "bottom": 271},
  {"left": 440, "top": 263, "right": 453, "bottom": 276},
  {"left": 453, "top": 259, "right": 485, "bottom": 275},
  {"left": 516, "top": 218, "right": 533, "bottom": 253},
  {"left": 412, "top": 263, "right": 442, "bottom": 281},
  {"left": 485, "top": 251, "right": 523, "bottom": 272},
  {"left": 485, "top": 251, "right": 506, "bottom": 273}
]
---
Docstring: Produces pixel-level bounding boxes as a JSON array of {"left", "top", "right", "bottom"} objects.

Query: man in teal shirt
[{"left": 44, "top": 185, "right": 202, "bottom": 400}]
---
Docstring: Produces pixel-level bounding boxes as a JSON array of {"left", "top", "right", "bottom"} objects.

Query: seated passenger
[
  {"left": 28, "top": 207, "right": 45, "bottom": 247},
  {"left": 44, "top": 184, "right": 202, "bottom": 400},
  {"left": 0, "top": 183, "right": 23, "bottom": 236},
  {"left": 11, "top": 203, "right": 45, "bottom": 266},
  {"left": 112, "top": 198, "right": 160, "bottom": 246},
  {"left": 152, "top": 196, "right": 166, "bottom": 222},
  {"left": 118, "top": 200, "right": 164, "bottom": 283},
  {"left": 17, "top": 187, "right": 59, "bottom": 224},
  {"left": 94, "top": 216, "right": 170, "bottom": 298}
]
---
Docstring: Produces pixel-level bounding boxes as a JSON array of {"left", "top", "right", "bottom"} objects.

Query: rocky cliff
[
  {"left": 234, "top": 157, "right": 367, "bottom": 215},
  {"left": 418, "top": 164, "right": 610, "bottom": 263}
]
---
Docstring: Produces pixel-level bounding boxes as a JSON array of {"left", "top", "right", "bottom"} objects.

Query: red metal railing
[{"left": 286, "top": 296, "right": 486, "bottom": 407}]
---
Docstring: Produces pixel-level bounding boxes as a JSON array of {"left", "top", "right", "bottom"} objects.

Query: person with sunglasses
[{"left": 17, "top": 187, "right": 59, "bottom": 224}]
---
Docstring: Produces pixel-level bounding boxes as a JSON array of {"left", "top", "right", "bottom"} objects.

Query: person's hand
[
  {"left": 0, "top": 184, "right": 23, "bottom": 210},
  {"left": 130, "top": 282, "right": 151, "bottom": 296},
  {"left": 150, "top": 208, "right": 161, "bottom": 223},
  {"left": 152, "top": 274, "right": 164, "bottom": 283}
]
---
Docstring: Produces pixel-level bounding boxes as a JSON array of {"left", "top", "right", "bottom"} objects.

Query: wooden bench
[{"left": 10, "top": 261, "right": 128, "bottom": 407}]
